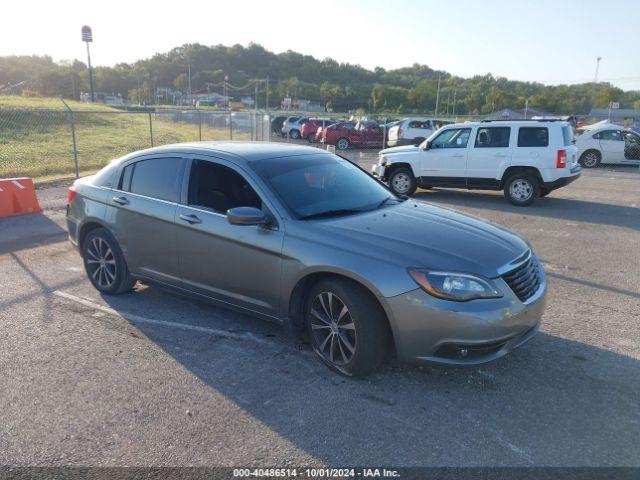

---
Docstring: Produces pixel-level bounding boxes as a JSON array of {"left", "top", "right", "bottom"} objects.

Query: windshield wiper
[{"left": 298, "top": 209, "right": 367, "bottom": 220}]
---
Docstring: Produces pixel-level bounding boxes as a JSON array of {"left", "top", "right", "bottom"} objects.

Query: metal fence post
[
  {"left": 148, "top": 112, "right": 154, "bottom": 147},
  {"left": 61, "top": 99, "right": 79, "bottom": 178},
  {"left": 267, "top": 113, "right": 271, "bottom": 142},
  {"left": 198, "top": 109, "right": 202, "bottom": 141},
  {"left": 229, "top": 111, "right": 233, "bottom": 140}
]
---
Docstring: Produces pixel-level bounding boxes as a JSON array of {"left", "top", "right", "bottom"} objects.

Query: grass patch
[{"left": 0, "top": 95, "right": 249, "bottom": 180}]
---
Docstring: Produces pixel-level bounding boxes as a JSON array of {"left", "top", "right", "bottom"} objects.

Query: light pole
[
  {"left": 81, "top": 26, "right": 94, "bottom": 102},
  {"left": 594, "top": 57, "right": 602, "bottom": 83}
]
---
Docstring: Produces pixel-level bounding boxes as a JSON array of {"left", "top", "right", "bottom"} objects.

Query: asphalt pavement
[{"left": 0, "top": 161, "right": 639, "bottom": 467}]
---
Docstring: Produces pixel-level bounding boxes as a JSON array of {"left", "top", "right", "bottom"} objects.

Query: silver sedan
[{"left": 66, "top": 142, "right": 546, "bottom": 376}]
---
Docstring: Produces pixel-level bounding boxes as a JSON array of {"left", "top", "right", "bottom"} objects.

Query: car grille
[{"left": 501, "top": 254, "right": 541, "bottom": 302}]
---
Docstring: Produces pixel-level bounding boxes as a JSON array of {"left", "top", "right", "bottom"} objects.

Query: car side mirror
[
  {"left": 423, "top": 140, "right": 432, "bottom": 150},
  {"left": 227, "top": 207, "right": 267, "bottom": 226}
]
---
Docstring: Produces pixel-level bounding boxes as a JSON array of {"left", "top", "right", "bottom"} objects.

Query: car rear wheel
[
  {"left": 289, "top": 129, "right": 301, "bottom": 140},
  {"left": 388, "top": 167, "right": 417, "bottom": 196},
  {"left": 305, "top": 278, "right": 389, "bottom": 377},
  {"left": 579, "top": 150, "right": 601, "bottom": 168},
  {"left": 82, "top": 228, "right": 136, "bottom": 295},
  {"left": 336, "top": 137, "right": 350, "bottom": 150},
  {"left": 306, "top": 133, "right": 316, "bottom": 143},
  {"left": 504, "top": 173, "right": 539, "bottom": 206}
]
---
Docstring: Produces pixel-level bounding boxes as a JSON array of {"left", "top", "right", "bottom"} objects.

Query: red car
[
  {"left": 300, "top": 118, "right": 335, "bottom": 143},
  {"left": 315, "top": 121, "right": 384, "bottom": 150}
]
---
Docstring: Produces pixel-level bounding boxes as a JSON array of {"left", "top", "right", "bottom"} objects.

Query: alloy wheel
[
  {"left": 509, "top": 179, "right": 533, "bottom": 202},
  {"left": 309, "top": 292, "right": 357, "bottom": 366},
  {"left": 582, "top": 152, "right": 599, "bottom": 167},
  {"left": 85, "top": 237, "right": 117, "bottom": 289},
  {"left": 337, "top": 139, "right": 349, "bottom": 150}
]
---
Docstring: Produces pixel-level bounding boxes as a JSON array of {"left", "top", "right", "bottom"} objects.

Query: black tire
[
  {"left": 305, "top": 278, "right": 390, "bottom": 377},
  {"left": 579, "top": 149, "right": 601, "bottom": 168},
  {"left": 306, "top": 133, "right": 316, "bottom": 143},
  {"left": 503, "top": 173, "right": 540, "bottom": 207},
  {"left": 540, "top": 188, "right": 551, "bottom": 197},
  {"left": 388, "top": 167, "right": 418, "bottom": 196},
  {"left": 336, "top": 137, "right": 350, "bottom": 150},
  {"left": 289, "top": 129, "right": 301, "bottom": 140},
  {"left": 82, "top": 228, "right": 136, "bottom": 295}
]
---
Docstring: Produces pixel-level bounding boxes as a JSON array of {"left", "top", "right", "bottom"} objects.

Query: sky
[{"left": 1, "top": 0, "right": 638, "bottom": 90}]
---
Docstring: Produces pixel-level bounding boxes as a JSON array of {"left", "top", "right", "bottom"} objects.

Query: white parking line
[{"left": 53, "top": 290, "right": 271, "bottom": 344}]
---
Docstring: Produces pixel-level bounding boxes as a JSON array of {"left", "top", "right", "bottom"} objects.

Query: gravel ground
[{"left": 1, "top": 158, "right": 639, "bottom": 467}]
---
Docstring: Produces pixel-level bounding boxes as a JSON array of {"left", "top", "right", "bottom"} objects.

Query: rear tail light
[
  {"left": 556, "top": 149, "right": 567, "bottom": 168},
  {"left": 67, "top": 186, "right": 77, "bottom": 204}
]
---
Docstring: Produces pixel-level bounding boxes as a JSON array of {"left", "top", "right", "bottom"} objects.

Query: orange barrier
[{"left": 0, "top": 178, "right": 42, "bottom": 218}]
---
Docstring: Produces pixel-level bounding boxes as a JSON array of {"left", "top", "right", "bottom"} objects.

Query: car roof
[
  {"left": 445, "top": 120, "right": 571, "bottom": 128},
  {"left": 117, "top": 141, "right": 330, "bottom": 165}
]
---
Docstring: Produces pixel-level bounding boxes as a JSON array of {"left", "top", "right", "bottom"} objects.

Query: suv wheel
[
  {"left": 306, "top": 133, "right": 316, "bottom": 143},
  {"left": 305, "top": 278, "right": 389, "bottom": 377},
  {"left": 504, "top": 173, "right": 539, "bottom": 206},
  {"left": 579, "top": 150, "right": 601, "bottom": 168},
  {"left": 388, "top": 167, "right": 417, "bottom": 196},
  {"left": 82, "top": 228, "right": 136, "bottom": 295},
  {"left": 336, "top": 137, "right": 350, "bottom": 150},
  {"left": 289, "top": 129, "right": 301, "bottom": 140}
]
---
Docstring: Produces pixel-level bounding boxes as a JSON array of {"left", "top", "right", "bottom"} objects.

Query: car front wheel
[
  {"left": 504, "top": 173, "right": 539, "bottom": 206},
  {"left": 336, "top": 137, "right": 350, "bottom": 150},
  {"left": 82, "top": 228, "right": 136, "bottom": 295},
  {"left": 305, "top": 278, "right": 389, "bottom": 377},
  {"left": 289, "top": 129, "right": 301, "bottom": 139},
  {"left": 388, "top": 167, "right": 417, "bottom": 196}
]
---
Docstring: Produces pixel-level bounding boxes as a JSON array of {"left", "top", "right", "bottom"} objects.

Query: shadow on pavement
[
  {"left": 0, "top": 213, "right": 68, "bottom": 255},
  {"left": 414, "top": 190, "right": 640, "bottom": 231},
  {"left": 100, "top": 285, "right": 640, "bottom": 466}
]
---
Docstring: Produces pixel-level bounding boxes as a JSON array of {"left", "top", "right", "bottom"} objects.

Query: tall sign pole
[{"left": 81, "top": 25, "right": 94, "bottom": 102}]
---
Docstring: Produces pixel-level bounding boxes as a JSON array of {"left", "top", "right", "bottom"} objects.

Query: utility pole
[
  {"left": 434, "top": 73, "right": 441, "bottom": 118},
  {"left": 223, "top": 75, "right": 228, "bottom": 107},
  {"left": 452, "top": 88, "right": 457, "bottom": 117},
  {"left": 81, "top": 26, "right": 94, "bottom": 102},
  {"left": 265, "top": 76, "right": 269, "bottom": 111},
  {"left": 594, "top": 57, "right": 602, "bottom": 83},
  {"left": 524, "top": 98, "right": 529, "bottom": 119},
  {"left": 254, "top": 81, "right": 258, "bottom": 111},
  {"left": 188, "top": 63, "right": 192, "bottom": 105}
]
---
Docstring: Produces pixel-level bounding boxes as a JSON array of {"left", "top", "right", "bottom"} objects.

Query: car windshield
[{"left": 249, "top": 153, "right": 398, "bottom": 219}]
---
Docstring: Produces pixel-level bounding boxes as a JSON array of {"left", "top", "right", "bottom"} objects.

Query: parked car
[
  {"left": 270, "top": 115, "right": 288, "bottom": 135},
  {"left": 576, "top": 124, "right": 640, "bottom": 167},
  {"left": 67, "top": 142, "right": 546, "bottom": 376},
  {"left": 387, "top": 118, "right": 437, "bottom": 147},
  {"left": 373, "top": 120, "right": 581, "bottom": 206},
  {"left": 281, "top": 116, "right": 309, "bottom": 139},
  {"left": 317, "top": 120, "right": 383, "bottom": 150},
  {"left": 300, "top": 118, "right": 335, "bottom": 143}
]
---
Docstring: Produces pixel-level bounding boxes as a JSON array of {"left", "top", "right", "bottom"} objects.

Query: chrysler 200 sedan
[{"left": 66, "top": 142, "right": 547, "bottom": 376}]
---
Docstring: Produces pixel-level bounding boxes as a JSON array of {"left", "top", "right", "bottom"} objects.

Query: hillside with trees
[{"left": 1, "top": 43, "right": 639, "bottom": 114}]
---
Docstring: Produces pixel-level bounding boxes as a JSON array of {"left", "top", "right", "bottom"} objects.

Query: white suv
[
  {"left": 372, "top": 120, "right": 581, "bottom": 206},
  {"left": 387, "top": 118, "right": 437, "bottom": 147}
]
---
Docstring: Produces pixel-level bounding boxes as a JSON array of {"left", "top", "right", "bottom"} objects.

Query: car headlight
[
  {"left": 378, "top": 156, "right": 387, "bottom": 166},
  {"left": 408, "top": 269, "right": 503, "bottom": 301}
]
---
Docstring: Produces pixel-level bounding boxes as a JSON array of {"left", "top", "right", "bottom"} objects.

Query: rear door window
[
  {"left": 517, "top": 127, "right": 548, "bottom": 147},
  {"left": 561, "top": 125, "right": 574, "bottom": 146},
  {"left": 122, "top": 157, "right": 184, "bottom": 202},
  {"left": 474, "top": 127, "right": 511, "bottom": 148}
]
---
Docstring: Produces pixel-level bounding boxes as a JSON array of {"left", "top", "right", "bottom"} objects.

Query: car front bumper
[
  {"left": 381, "top": 276, "right": 547, "bottom": 365},
  {"left": 371, "top": 164, "right": 387, "bottom": 180}
]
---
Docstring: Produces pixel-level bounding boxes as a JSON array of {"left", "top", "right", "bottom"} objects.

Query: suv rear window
[
  {"left": 121, "top": 157, "right": 184, "bottom": 202},
  {"left": 561, "top": 125, "right": 574, "bottom": 146},
  {"left": 518, "top": 127, "right": 548, "bottom": 147}
]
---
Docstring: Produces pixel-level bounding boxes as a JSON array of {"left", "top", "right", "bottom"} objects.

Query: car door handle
[
  {"left": 179, "top": 213, "right": 202, "bottom": 224},
  {"left": 452, "top": 153, "right": 465, "bottom": 158},
  {"left": 494, "top": 153, "right": 507, "bottom": 157},
  {"left": 112, "top": 196, "right": 129, "bottom": 205}
]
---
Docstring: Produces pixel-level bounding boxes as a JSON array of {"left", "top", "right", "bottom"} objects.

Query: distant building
[
  {"left": 80, "top": 92, "right": 125, "bottom": 105},
  {"left": 587, "top": 108, "right": 639, "bottom": 123},
  {"left": 193, "top": 92, "right": 229, "bottom": 107},
  {"left": 281, "top": 97, "right": 325, "bottom": 112},
  {"left": 483, "top": 107, "right": 552, "bottom": 120}
]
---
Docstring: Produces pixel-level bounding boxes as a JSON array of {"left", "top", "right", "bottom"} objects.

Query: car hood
[
  {"left": 307, "top": 201, "right": 529, "bottom": 278},
  {"left": 380, "top": 145, "right": 421, "bottom": 155}
]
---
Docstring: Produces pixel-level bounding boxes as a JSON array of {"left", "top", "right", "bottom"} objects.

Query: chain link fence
[{"left": 0, "top": 108, "right": 270, "bottom": 181}]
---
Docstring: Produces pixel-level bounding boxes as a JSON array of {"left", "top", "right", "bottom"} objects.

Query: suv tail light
[
  {"left": 556, "top": 149, "right": 567, "bottom": 168},
  {"left": 67, "top": 186, "right": 77, "bottom": 204}
]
